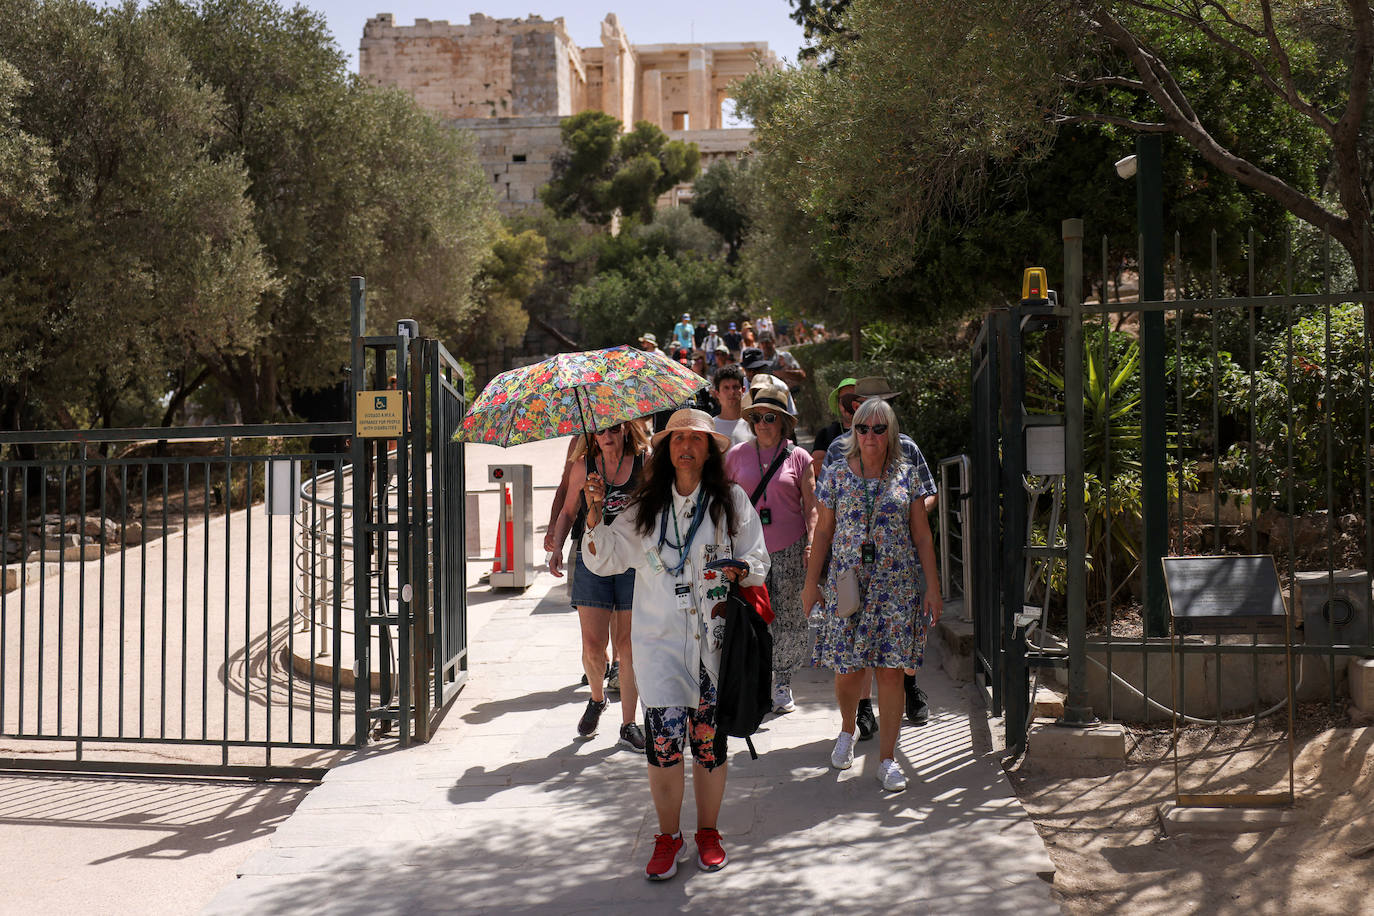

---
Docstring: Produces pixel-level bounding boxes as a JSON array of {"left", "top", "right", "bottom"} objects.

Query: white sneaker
[
  {"left": 830, "top": 730, "right": 857, "bottom": 770},
  {"left": 772, "top": 685, "right": 796, "bottom": 714},
  {"left": 878, "top": 757, "right": 907, "bottom": 791}
]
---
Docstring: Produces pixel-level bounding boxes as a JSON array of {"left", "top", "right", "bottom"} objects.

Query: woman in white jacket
[{"left": 583, "top": 408, "right": 769, "bottom": 882}]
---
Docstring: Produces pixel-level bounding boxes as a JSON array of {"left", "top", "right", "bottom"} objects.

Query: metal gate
[
  {"left": 348, "top": 279, "right": 469, "bottom": 748},
  {"left": 0, "top": 277, "right": 469, "bottom": 777},
  {"left": 0, "top": 422, "right": 355, "bottom": 778},
  {"left": 969, "top": 304, "right": 1057, "bottom": 749}
]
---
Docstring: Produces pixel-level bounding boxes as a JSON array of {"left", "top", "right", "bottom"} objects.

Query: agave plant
[{"left": 1024, "top": 330, "right": 1147, "bottom": 617}]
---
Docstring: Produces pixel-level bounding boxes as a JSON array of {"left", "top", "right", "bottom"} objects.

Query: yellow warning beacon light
[{"left": 1021, "top": 267, "right": 1048, "bottom": 303}]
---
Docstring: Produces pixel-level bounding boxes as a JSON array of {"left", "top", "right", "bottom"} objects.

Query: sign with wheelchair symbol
[{"left": 355, "top": 390, "right": 404, "bottom": 438}]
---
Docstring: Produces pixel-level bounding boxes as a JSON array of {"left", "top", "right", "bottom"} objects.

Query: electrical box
[{"left": 1295, "top": 569, "right": 1371, "bottom": 646}]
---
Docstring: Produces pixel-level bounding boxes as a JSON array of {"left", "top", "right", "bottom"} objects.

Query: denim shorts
[{"left": 570, "top": 550, "right": 635, "bottom": 611}]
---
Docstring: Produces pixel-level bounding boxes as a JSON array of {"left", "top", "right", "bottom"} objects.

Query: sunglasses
[
  {"left": 595, "top": 424, "right": 623, "bottom": 435},
  {"left": 839, "top": 394, "right": 865, "bottom": 412},
  {"left": 854, "top": 423, "right": 888, "bottom": 436},
  {"left": 751, "top": 412, "right": 780, "bottom": 424}
]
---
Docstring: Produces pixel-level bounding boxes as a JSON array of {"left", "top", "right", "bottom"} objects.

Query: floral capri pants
[{"left": 643, "top": 663, "right": 724, "bottom": 770}]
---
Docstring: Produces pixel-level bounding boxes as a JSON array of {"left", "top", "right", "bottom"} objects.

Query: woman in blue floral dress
[{"left": 801, "top": 398, "right": 942, "bottom": 792}]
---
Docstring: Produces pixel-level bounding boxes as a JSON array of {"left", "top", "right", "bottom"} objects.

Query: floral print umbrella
[{"left": 455, "top": 346, "right": 707, "bottom": 446}]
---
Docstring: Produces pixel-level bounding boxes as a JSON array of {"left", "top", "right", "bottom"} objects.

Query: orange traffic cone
[
  {"left": 492, "top": 483, "right": 506, "bottom": 574},
  {"left": 501, "top": 484, "right": 515, "bottom": 572},
  {"left": 492, "top": 482, "right": 515, "bottom": 573}
]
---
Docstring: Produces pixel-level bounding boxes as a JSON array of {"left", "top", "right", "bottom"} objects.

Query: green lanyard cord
[{"left": 857, "top": 453, "right": 881, "bottom": 539}]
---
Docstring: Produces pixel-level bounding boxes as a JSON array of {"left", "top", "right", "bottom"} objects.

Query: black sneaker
[
  {"left": 905, "top": 674, "right": 929, "bottom": 726},
  {"left": 607, "top": 661, "right": 621, "bottom": 694},
  {"left": 855, "top": 698, "right": 877, "bottom": 741},
  {"left": 578, "top": 698, "right": 608, "bottom": 736},
  {"left": 618, "top": 721, "right": 646, "bottom": 752}
]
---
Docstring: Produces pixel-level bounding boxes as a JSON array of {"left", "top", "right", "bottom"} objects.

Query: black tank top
[{"left": 572, "top": 452, "right": 643, "bottom": 541}]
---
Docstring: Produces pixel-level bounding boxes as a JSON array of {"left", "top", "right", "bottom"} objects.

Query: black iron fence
[
  {"left": 0, "top": 279, "right": 472, "bottom": 778},
  {"left": 971, "top": 222, "right": 1374, "bottom": 749},
  {"left": 0, "top": 423, "right": 353, "bottom": 778}
]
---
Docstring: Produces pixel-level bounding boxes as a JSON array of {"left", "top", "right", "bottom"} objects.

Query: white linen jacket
[{"left": 583, "top": 482, "right": 769, "bottom": 708}]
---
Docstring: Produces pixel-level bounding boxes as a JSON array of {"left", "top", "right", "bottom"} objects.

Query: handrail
[{"left": 938, "top": 455, "right": 973, "bottom": 622}]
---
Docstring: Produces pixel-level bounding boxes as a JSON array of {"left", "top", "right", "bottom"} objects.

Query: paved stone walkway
[{"left": 205, "top": 564, "right": 1061, "bottom": 914}]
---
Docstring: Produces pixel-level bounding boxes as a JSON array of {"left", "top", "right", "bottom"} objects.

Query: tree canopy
[
  {"left": 541, "top": 111, "right": 701, "bottom": 225},
  {"left": 0, "top": 0, "right": 501, "bottom": 429},
  {"left": 740, "top": 0, "right": 1355, "bottom": 339}
]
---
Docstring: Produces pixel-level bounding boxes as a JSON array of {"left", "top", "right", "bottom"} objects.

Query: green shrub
[{"left": 1217, "top": 303, "right": 1371, "bottom": 512}]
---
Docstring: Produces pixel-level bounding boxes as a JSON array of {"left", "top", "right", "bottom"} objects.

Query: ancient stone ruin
[{"left": 360, "top": 12, "right": 777, "bottom": 211}]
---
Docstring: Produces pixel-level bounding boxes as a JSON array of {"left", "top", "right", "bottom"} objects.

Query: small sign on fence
[{"left": 355, "top": 390, "right": 404, "bottom": 438}]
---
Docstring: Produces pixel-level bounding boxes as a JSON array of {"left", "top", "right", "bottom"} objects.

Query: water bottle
[{"left": 808, "top": 601, "right": 825, "bottom": 631}]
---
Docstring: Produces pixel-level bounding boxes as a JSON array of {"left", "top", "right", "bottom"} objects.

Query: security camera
[{"left": 1114, "top": 155, "right": 1138, "bottom": 179}]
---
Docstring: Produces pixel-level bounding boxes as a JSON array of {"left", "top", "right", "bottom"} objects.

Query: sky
[{"left": 313, "top": 0, "right": 809, "bottom": 73}]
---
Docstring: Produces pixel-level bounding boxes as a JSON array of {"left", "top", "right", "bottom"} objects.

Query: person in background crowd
[
  {"left": 671, "top": 344, "right": 693, "bottom": 365},
  {"left": 684, "top": 351, "right": 716, "bottom": 415},
  {"left": 722, "top": 322, "right": 743, "bottom": 361},
  {"left": 674, "top": 313, "right": 695, "bottom": 352},
  {"left": 746, "top": 369, "right": 798, "bottom": 419},
  {"left": 723, "top": 380, "right": 817, "bottom": 716},
  {"left": 740, "top": 321, "right": 756, "bottom": 351},
  {"left": 739, "top": 347, "right": 772, "bottom": 382},
  {"left": 702, "top": 324, "right": 725, "bottom": 367},
  {"left": 713, "top": 343, "right": 733, "bottom": 369},
  {"left": 820, "top": 376, "right": 939, "bottom": 738},
  {"left": 812, "top": 378, "right": 858, "bottom": 481},
  {"left": 547, "top": 423, "right": 651, "bottom": 752},
  {"left": 582, "top": 409, "right": 769, "bottom": 881},
  {"left": 694, "top": 316, "right": 710, "bottom": 350},
  {"left": 801, "top": 398, "right": 942, "bottom": 792},
  {"left": 754, "top": 310, "right": 773, "bottom": 339},
  {"left": 756, "top": 330, "right": 804, "bottom": 394},
  {"left": 710, "top": 364, "right": 753, "bottom": 447},
  {"left": 639, "top": 332, "right": 664, "bottom": 357}
]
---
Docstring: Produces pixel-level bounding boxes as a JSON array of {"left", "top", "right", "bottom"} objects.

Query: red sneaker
[
  {"left": 694, "top": 827, "right": 728, "bottom": 872},
  {"left": 645, "top": 832, "right": 683, "bottom": 881}
]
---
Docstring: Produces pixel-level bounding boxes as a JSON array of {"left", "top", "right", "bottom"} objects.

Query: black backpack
[{"left": 713, "top": 582, "right": 774, "bottom": 761}]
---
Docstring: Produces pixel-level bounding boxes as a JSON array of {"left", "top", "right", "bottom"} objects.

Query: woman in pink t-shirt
[{"left": 723, "top": 380, "right": 818, "bottom": 715}]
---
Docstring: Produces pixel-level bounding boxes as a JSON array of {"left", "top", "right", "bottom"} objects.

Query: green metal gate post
[
  {"left": 1137, "top": 135, "right": 1169, "bottom": 637},
  {"left": 999, "top": 308, "right": 1029, "bottom": 744},
  {"left": 350, "top": 276, "right": 371, "bottom": 747},
  {"left": 1061, "top": 220, "right": 1096, "bottom": 725}
]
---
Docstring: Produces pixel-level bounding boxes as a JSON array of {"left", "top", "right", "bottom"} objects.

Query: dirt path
[{"left": 1009, "top": 717, "right": 1374, "bottom": 915}]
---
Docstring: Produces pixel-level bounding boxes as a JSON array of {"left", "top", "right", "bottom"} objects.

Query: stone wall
[
  {"left": 360, "top": 13, "right": 582, "bottom": 119},
  {"left": 451, "top": 116, "right": 566, "bottom": 212}
]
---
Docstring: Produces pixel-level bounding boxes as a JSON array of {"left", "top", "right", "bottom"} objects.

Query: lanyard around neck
[
  {"left": 858, "top": 452, "right": 882, "bottom": 536},
  {"left": 659, "top": 488, "right": 707, "bottom": 577},
  {"left": 598, "top": 448, "right": 627, "bottom": 487}
]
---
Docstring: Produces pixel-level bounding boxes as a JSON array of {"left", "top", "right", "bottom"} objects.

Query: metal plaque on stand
[{"left": 1162, "top": 554, "right": 1294, "bottom": 808}]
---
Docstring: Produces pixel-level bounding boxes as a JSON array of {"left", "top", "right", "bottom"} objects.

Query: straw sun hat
[
  {"left": 743, "top": 380, "right": 794, "bottom": 418},
  {"left": 650, "top": 408, "right": 731, "bottom": 452}
]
